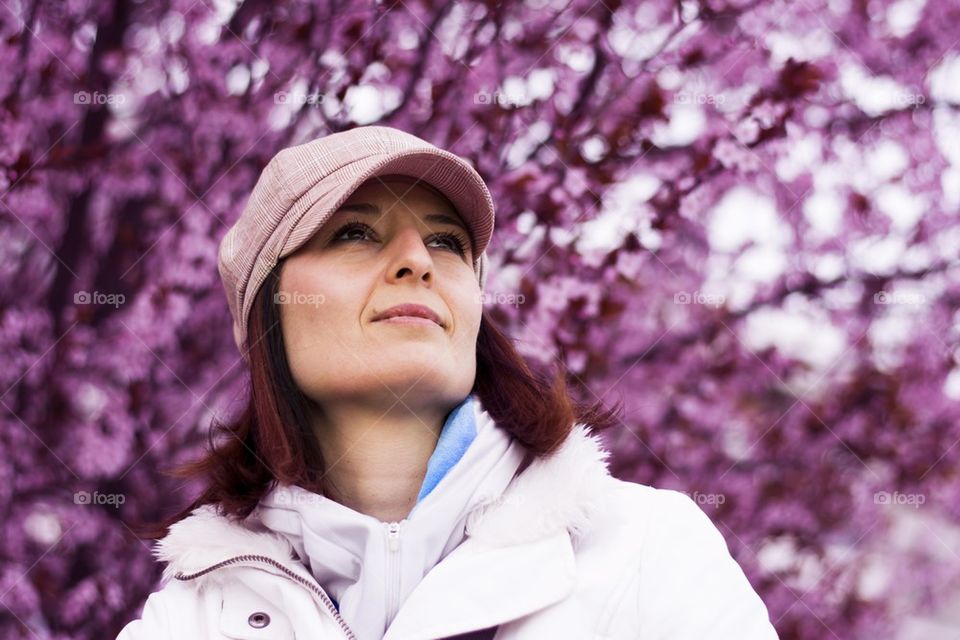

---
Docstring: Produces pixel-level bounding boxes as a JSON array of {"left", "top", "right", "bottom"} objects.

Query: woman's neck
[{"left": 309, "top": 400, "right": 448, "bottom": 523}]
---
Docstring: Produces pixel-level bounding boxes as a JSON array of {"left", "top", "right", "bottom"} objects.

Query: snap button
[{"left": 247, "top": 611, "right": 271, "bottom": 628}]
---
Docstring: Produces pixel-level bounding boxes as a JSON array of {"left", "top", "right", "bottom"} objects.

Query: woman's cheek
[
  {"left": 278, "top": 264, "right": 336, "bottom": 345},
  {"left": 457, "top": 291, "right": 483, "bottom": 341}
]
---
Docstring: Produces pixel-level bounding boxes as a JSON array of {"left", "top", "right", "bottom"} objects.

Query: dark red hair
[{"left": 138, "top": 262, "right": 622, "bottom": 538}]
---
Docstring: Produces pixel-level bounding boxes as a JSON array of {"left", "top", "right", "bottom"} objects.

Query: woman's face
[{"left": 278, "top": 176, "right": 482, "bottom": 409}]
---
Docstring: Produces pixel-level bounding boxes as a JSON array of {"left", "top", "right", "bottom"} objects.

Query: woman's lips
[
  {"left": 375, "top": 316, "right": 440, "bottom": 327},
  {"left": 372, "top": 303, "right": 444, "bottom": 327}
]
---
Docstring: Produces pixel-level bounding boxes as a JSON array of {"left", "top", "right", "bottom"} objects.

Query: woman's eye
[
  {"left": 332, "top": 222, "right": 375, "bottom": 243},
  {"left": 428, "top": 233, "right": 468, "bottom": 256},
  {"left": 330, "top": 222, "right": 468, "bottom": 257}
]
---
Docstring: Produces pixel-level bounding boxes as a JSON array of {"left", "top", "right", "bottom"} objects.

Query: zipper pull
[{"left": 385, "top": 520, "right": 403, "bottom": 551}]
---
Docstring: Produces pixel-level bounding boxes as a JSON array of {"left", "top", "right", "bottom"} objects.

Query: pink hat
[{"left": 217, "top": 125, "right": 496, "bottom": 358}]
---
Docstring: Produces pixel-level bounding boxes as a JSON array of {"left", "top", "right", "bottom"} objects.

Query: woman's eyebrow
[
  {"left": 337, "top": 203, "right": 470, "bottom": 238},
  {"left": 338, "top": 203, "right": 379, "bottom": 215}
]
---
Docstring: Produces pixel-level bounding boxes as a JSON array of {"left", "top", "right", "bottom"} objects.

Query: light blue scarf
[{"left": 415, "top": 394, "right": 478, "bottom": 504}]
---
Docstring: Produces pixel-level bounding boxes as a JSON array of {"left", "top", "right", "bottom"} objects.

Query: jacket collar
[
  {"left": 252, "top": 399, "right": 528, "bottom": 640},
  {"left": 153, "top": 423, "right": 614, "bottom": 634}
]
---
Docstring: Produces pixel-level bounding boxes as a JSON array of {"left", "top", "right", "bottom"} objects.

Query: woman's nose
[{"left": 384, "top": 226, "right": 434, "bottom": 284}]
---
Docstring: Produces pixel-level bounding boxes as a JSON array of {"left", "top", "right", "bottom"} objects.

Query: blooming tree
[{"left": 1, "top": 0, "right": 958, "bottom": 637}]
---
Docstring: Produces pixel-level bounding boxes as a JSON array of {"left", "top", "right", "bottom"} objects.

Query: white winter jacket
[{"left": 117, "top": 408, "right": 779, "bottom": 640}]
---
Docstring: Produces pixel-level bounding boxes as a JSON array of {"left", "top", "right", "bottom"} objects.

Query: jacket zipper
[
  {"left": 384, "top": 520, "right": 405, "bottom": 624},
  {"left": 174, "top": 554, "right": 358, "bottom": 640}
]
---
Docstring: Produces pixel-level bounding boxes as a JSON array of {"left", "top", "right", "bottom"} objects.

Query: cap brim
[{"left": 277, "top": 148, "right": 495, "bottom": 262}]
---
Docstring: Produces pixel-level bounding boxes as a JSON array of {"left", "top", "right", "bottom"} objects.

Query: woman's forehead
[
  {"left": 343, "top": 175, "right": 464, "bottom": 225},
  {"left": 352, "top": 174, "right": 454, "bottom": 204}
]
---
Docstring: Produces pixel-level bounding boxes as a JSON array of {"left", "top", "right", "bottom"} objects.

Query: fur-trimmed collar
[{"left": 153, "top": 424, "right": 613, "bottom": 584}]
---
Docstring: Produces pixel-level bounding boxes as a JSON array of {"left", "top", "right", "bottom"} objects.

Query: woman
[{"left": 118, "top": 126, "right": 779, "bottom": 639}]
